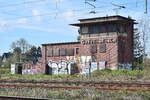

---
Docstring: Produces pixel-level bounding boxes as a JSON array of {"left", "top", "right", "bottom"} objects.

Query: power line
[
  {"left": 0, "top": 0, "right": 146, "bottom": 21},
  {"left": 0, "top": 0, "right": 47, "bottom": 8}
]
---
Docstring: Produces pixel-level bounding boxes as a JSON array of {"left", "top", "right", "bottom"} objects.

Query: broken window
[
  {"left": 91, "top": 45, "right": 97, "bottom": 53},
  {"left": 53, "top": 48, "right": 60, "bottom": 56},
  {"left": 47, "top": 49, "right": 53, "bottom": 57},
  {"left": 99, "top": 44, "right": 106, "bottom": 53},
  {"left": 60, "top": 48, "right": 66, "bottom": 56}
]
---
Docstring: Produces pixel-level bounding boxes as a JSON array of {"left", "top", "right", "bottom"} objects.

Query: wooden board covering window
[
  {"left": 67, "top": 48, "right": 74, "bottom": 56},
  {"left": 53, "top": 48, "right": 60, "bottom": 56},
  {"left": 99, "top": 44, "right": 106, "bottom": 53},
  {"left": 60, "top": 48, "right": 66, "bottom": 56},
  {"left": 91, "top": 45, "right": 97, "bottom": 53},
  {"left": 47, "top": 49, "right": 53, "bottom": 57}
]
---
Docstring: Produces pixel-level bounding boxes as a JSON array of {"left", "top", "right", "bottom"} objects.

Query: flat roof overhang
[
  {"left": 70, "top": 20, "right": 137, "bottom": 27},
  {"left": 42, "top": 42, "right": 80, "bottom": 46}
]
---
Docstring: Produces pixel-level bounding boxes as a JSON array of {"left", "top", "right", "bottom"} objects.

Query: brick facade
[{"left": 40, "top": 15, "right": 135, "bottom": 74}]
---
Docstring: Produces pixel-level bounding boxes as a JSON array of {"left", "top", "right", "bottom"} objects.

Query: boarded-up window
[
  {"left": 47, "top": 49, "right": 53, "bottom": 57},
  {"left": 67, "top": 48, "right": 74, "bottom": 56},
  {"left": 53, "top": 48, "right": 59, "bottom": 56},
  {"left": 91, "top": 45, "right": 97, "bottom": 53},
  {"left": 60, "top": 48, "right": 66, "bottom": 56},
  {"left": 99, "top": 44, "right": 106, "bottom": 53}
]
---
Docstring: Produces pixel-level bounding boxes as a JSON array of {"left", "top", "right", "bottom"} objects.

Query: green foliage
[
  {"left": 2, "top": 54, "right": 20, "bottom": 68},
  {"left": 25, "top": 46, "right": 41, "bottom": 64},
  {"left": 0, "top": 88, "right": 150, "bottom": 100},
  {"left": 137, "top": 91, "right": 150, "bottom": 100},
  {"left": 0, "top": 67, "right": 10, "bottom": 74},
  {"left": 91, "top": 69, "right": 148, "bottom": 81},
  {"left": 48, "top": 91, "right": 66, "bottom": 99}
]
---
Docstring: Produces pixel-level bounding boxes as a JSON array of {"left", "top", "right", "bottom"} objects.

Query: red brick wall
[
  {"left": 118, "top": 22, "right": 134, "bottom": 64},
  {"left": 40, "top": 23, "right": 134, "bottom": 73},
  {"left": 80, "top": 36, "right": 118, "bottom": 69},
  {"left": 41, "top": 43, "right": 80, "bottom": 74}
]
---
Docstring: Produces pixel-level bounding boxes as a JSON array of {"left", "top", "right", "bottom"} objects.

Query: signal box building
[{"left": 41, "top": 15, "right": 135, "bottom": 75}]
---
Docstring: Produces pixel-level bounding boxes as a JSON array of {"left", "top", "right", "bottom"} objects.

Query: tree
[
  {"left": 136, "top": 17, "right": 150, "bottom": 69},
  {"left": 134, "top": 28, "right": 144, "bottom": 70},
  {"left": 11, "top": 38, "right": 32, "bottom": 54},
  {"left": 25, "top": 46, "right": 42, "bottom": 64},
  {"left": 0, "top": 55, "right": 2, "bottom": 67}
]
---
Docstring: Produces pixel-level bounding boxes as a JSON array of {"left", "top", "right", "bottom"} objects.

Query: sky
[{"left": 0, "top": 0, "right": 150, "bottom": 56}]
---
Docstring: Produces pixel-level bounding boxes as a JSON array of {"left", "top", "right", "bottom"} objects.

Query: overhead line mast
[{"left": 144, "top": 0, "right": 148, "bottom": 14}]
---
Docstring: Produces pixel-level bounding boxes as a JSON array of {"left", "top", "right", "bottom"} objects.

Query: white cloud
[
  {"left": 17, "top": 18, "right": 28, "bottom": 24},
  {"left": 32, "top": 9, "right": 42, "bottom": 22},
  {"left": 16, "top": 25, "right": 61, "bottom": 33},
  {"left": 0, "top": 20, "right": 10, "bottom": 32},
  {"left": 53, "top": 0, "right": 67, "bottom": 3},
  {"left": 63, "top": 10, "right": 76, "bottom": 21}
]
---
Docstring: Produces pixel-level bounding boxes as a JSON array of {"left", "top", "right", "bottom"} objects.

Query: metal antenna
[{"left": 111, "top": 2, "right": 126, "bottom": 15}]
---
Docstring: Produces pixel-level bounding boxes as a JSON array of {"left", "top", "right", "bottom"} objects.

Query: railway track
[
  {"left": 0, "top": 96, "right": 51, "bottom": 100},
  {"left": 0, "top": 81, "right": 150, "bottom": 91}
]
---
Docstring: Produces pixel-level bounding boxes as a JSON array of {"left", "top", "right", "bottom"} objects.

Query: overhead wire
[
  {"left": 0, "top": 0, "right": 146, "bottom": 22},
  {"left": 0, "top": 0, "right": 47, "bottom": 9}
]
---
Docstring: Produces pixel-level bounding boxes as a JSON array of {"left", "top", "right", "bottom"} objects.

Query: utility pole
[{"left": 144, "top": 0, "right": 148, "bottom": 14}]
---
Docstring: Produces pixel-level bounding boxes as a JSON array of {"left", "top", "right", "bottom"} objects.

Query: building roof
[
  {"left": 70, "top": 15, "right": 136, "bottom": 26},
  {"left": 42, "top": 42, "right": 80, "bottom": 46},
  {"left": 1, "top": 52, "right": 12, "bottom": 61}
]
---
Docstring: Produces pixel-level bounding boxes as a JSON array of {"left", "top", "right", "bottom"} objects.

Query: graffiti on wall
[
  {"left": 76, "top": 56, "right": 91, "bottom": 74},
  {"left": 118, "top": 63, "right": 132, "bottom": 70},
  {"left": 99, "top": 61, "right": 106, "bottom": 69},
  {"left": 22, "top": 69, "right": 38, "bottom": 74},
  {"left": 91, "top": 62, "right": 97, "bottom": 72},
  {"left": 47, "top": 56, "right": 108, "bottom": 75},
  {"left": 48, "top": 60, "right": 73, "bottom": 75}
]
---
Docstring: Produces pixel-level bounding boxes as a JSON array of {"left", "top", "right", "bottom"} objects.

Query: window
[
  {"left": 53, "top": 48, "right": 60, "bottom": 56},
  {"left": 67, "top": 48, "right": 74, "bottom": 56},
  {"left": 76, "top": 48, "right": 79, "bottom": 55},
  {"left": 99, "top": 44, "right": 106, "bottom": 53},
  {"left": 81, "top": 26, "right": 88, "bottom": 34},
  {"left": 47, "top": 49, "right": 53, "bottom": 57},
  {"left": 91, "top": 45, "right": 97, "bottom": 53},
  {"left": 89, "top": 25, "right": 99, "bottom": 34},
  {"left": 107, "top": 23, "right": 117, "bottom": 32},
  {"left": 60, "top": 48, "right": 66, "bottom": 56}
]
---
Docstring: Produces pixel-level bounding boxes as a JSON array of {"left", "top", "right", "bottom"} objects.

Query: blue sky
[{"left": 0, "top": 0, "right": 150, "bottom": 55}]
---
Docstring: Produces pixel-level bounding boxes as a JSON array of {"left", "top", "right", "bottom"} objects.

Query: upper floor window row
[
  {"left": 80, "top": 23, "right": 127, "bottom": 34},
  {"left": 47, "top": 48, "right": 79, "bottom": 57}
]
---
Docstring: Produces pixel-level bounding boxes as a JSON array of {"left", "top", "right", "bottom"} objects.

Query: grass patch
[
  {"left": 0, "top": 67, "right": 10, "bottom": 74},
  {"left": 0, "top": 68, "right": 150, "bottom": 81}
]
